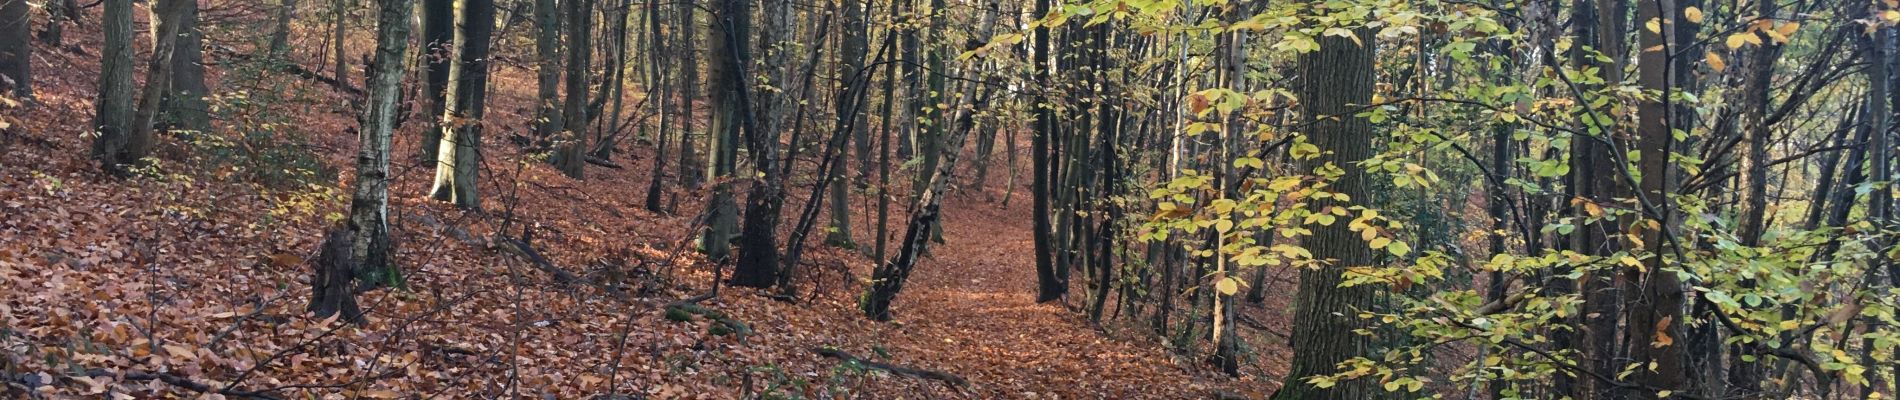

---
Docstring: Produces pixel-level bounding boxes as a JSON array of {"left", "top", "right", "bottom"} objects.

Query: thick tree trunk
[
  {"left": 349, "top": 0, "right": 413, "bottom": 287},
  {"left": 124, "top": 0, "right": 192, "bottom": 171},
  {"left": 731, "top": 0, "right": 799, "bottom": 289},
  {"left": 92, "top": 0, "right": 137, "bottom": 172},
  {"left": 160, "top": 0, "right": 210, "bottom": 134},
  {"left": 1623, "top": 0, "right": 1688, "bottom": 396},
  {"left": 0, "top": 0, "right": 30, "bottom": 98},
  {"left": 1272, "top": 27, "right": 1382, "bottom": 400},
  {"left": 427, "top": 0, "right": 493, "bottom": 209},
  {"left": 268, "top": 0, "right": 299, "bottom": 59},
  {"left": 549, "top": 0, "right": 592, "bottom": 179},
  {"left": 419, "top": 0, "right": 453, "bottom": 161},
  {"left": 698, "top": 0, "right": 747, "bottom": 262}
]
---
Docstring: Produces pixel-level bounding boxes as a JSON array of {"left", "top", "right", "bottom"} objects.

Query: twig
[{"left": 811, "top": 347, "right": 969, "bottom": 388}]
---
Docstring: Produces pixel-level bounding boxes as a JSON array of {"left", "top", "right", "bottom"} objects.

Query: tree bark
[
  {"left": 549, "top": 0, "right": 592, "bottom": 179},
  {"left": 419, "top": 0, "right": 453, "bottom": 161},
  {"left": 675, "top": 4, "right": 703, "bottom": 188},
  {"left": 1623, "top": 0, "right": 1688, "bottom": 396},
  {"left": 91, "top": 0, "right": 138, "bottom": 172},
  {"left": 1031, "top": 0, "right": 1064, "bottom": 303},
  {"left": 427, "top": 0, "right": 493, "bottom": 209},
  {"left": 642, "top": 0, "right": 673, "bottom": 213},
  {"left": 160, "top": 0, "right": 210, "bottom": 134},
  {"left": 0, "top": 0, "right": 30, "bottom": 98},
  {"left": 349, "top": 0, "right": 414, "bottom": 287},
  {"left": 1272, "top": 27, "right": 1382, "bottom": 400},
  {"left": 532, "top": 0, "right": 563, "bottom": 141},
  {"left": 697, "top": 0, "right": 747, "bottom": 262},
  {"left": 268, "top": 0, "right": 299, "bottom": 59}
]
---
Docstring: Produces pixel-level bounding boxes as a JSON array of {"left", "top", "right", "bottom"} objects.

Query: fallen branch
[
  {"left": 205, "top": 44, "right": 363, "bottom": 97},
  {"left": 811, "top": 347, "right": 969, "bottom": 387},
  {"left": 496, "top": 234, "right": 641, "bottom": 305},
  {"left": 9, "top": 369, "right": 286, "bottom": 400},
  {"left": 586, "top": 156, "right": 625, "bottom": 169}
]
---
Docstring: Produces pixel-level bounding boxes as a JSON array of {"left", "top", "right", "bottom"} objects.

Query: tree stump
[{"left": 307, "top": 226, "right": 364, "bottom": 323}]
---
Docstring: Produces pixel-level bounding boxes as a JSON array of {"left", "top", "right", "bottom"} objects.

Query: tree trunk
[
  {"left": 642, "top": 0, "right": 672, "bottom": 212},
  {"left": 268, "top": 0, "right": 299, "bottom": 59},
  {"left": 827, "top": 0, "right": 870, "bottom": 248},
  {"left": 1031, "top": 0, "right": 1064, "bottom": 303},
  {"left": 0, "top": 0, "right": 30, "bottom": 98},
  {"left": 675, "top": 4, "right": 703, "bottom": 188},
  {"left": 1272, "top": 27, "right": 1382, "bottom": 400},
  {"left": 91, "top": 0, "right": 137, "bottom": 172},
  {"left": 593, "top": 0, "right": 632, "bottom": 161},
  {"left": 731, "top": 0, "right": 796, "bottom": 289},
  {"left": 427, "top": 0, "right": 492, "bottom": 209},
  {"left": 330, "top": 0, "right": 350, "bottom": 88},
  {"left": 349, "top": 0, "right": 413, "bottom": 287},
  {"left": 1623, "top": 0, "right": 1688, "bottom": 396},
  {"left": 860, "top": 79, "right": 986, "bottom": 322},
  {"left": 419, "top": 0, "right": 453, "bottom": 161},
  {"left": 549, "top": 0, "right": 591, "bottom": 179},
  {"left": 125, "top": 0, "right": 191, "bottom": 169},
  {"left": 532, "top": 0, "right": 563, "bottom": 141},
  {"left": 160, "top": 0, "right": 210, "bottom": 134},
  {"left": 37, "top": 0, "right": 77, "bottom": 47},
  {"left": 698, "top": 0, "right": 747, "bottom": 262}
]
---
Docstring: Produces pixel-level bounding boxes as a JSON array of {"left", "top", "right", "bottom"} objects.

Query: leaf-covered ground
[{"left": 2, "top": 6, "right": 1291, "bottom": 399}]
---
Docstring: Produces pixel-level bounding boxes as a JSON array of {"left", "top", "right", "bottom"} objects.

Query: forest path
[{"left": 828, "top": 187, "right": 1267, "bottom": 398}]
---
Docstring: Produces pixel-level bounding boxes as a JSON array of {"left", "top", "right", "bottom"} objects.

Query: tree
[
  {"left": 642, "top": 0, "right": 674, "bottom": 212},
  {"left": 675, "top": 4, "right": 703, "bottom": 189},
  {"left": 1031, "top": 0, "right": 1064, "bottom": 303},
  {"left": 727, "top": 0, "right": 802, "bottom": 288},
  {"left": 826, "top": 0, "right": 871, "bottom": 249},
  {"left": 268, "top": 0, "right": 299, "bottom": 59},
  {"left": 549, "top": 0, "right": 592, "bottom": 179},
  {"left": 91, "top": 0, "right": 139, "bottom": 172},
  {"left": 532, "top": 0, "right": 563, "bottom": 141},
  {"left": 419, "top": 0, "right": 453, "bottom": 161},
  {"left": 1272, "top": 27, "right": 1382, "bottom": 399},
  {"left": 428, "top": 0, "right": 494, "bottom": 209},
  {"left": 160, "top": 0, "right": 210, "bottom": 134},
  {"left": 107, "top": 0, "right": 193, "bottom": 174},
  {"left": 37, "top": 0, "right": 79, "bottom": 47},
  {"left": 312, "top": 0, "right": 412, "bottom": 323},
  {"left": 0, "top": 0, "right": 30, "bottom": 99},
  {"left": 1621, "top": 0, "right": 1689, "bottom": 395},
  {"left": 698, "top": 0, "right": 747, "bottom": 262}
]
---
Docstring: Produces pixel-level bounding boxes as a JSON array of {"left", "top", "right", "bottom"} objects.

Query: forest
[{"left": 0, "top": 0, "right": 1896, "bottom": 398}]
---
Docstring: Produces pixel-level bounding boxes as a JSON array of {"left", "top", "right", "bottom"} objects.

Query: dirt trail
[{"left": 809, "top": 188, "right": 1270, "bottom": 398}]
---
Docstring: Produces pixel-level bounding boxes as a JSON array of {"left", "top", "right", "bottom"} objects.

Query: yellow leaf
[
  {"left": 1369, "top": 237, "right": 1392, "bottom": 249},
  {"left": 1216, "top": 277, "right": 1240, "bottom": 296},
  {"left": 1726, "top": 33, "right": 1748, "bottom": 49},
  {"left": 1886, "top": 10, "right": 1900, "bottom": 22},
  {"left": 1706, "top": 51, "right": 1727, "bottom": 72},
  {"left": 1651, "top": 316, "right": 1675, "bottom": 348},
  {"left": 1683, "top": 7, "right": 1704, "bottom": 24},
  {"left": 1775, "top": 22, "right": 1800, "bottom": 38},
  {"left": 1645, "top": 18, "right": 1663, "bottom": 34}
]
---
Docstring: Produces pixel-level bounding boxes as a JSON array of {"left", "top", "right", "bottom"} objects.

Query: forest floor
[{"left": 2, "top": 6, "right": 1289, "bottom": 399}]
